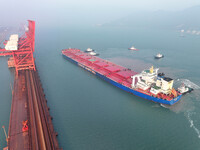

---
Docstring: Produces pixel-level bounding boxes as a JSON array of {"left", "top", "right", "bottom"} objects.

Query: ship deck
[{"left": 62, "top": 48, "right": 137, "bottom": 88}]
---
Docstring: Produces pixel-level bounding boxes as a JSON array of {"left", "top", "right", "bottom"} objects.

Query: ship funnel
[{"left": 150, "top": 66, "right": 154, "bottom": 73}]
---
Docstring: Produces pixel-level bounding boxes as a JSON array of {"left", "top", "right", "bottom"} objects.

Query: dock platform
[
  {"left": 8, "top": 71, "right": 29, "bottom": 149},
  {"left": 8, "top": 70, "right": 61, "bottom": 150}
]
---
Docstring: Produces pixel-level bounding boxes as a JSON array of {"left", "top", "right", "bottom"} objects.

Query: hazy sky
[{"left": 1, "top": 0, "right": 200, "bottom": 26}]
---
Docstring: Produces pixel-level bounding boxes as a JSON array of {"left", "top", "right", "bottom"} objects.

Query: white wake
[
  {"left": 177, "top": 79, "right": 200, "bottom": 89},
  {"left": 186, "top": 111, "right": 200, "bottom": 139}
]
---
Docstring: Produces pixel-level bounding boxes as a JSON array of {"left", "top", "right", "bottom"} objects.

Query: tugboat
[
  {"left": 128, "top": 46, "right": 138, "bottom": 50},
  {"left": 178, "top": 83, "right": 193, "bottom": 95},
  {"left": 89, "top": 51, "right": 99, "bottom": 56},
  {"left": 155, "top": 53, "right": 164, "bottom": 59},
  {"left": 85, "top": 48, "right": 94, "bottom": 52}
]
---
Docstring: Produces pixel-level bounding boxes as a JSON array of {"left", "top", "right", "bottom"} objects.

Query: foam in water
[
  {"left": 167, "top": 79, "right": 200, "bottom": 139},
  {"left": 177, "top": 79, "right": 200, "bottom": 89},
  {"left": 160, "top": 104, "right": 169, "bottom": 109},
  {"left": 186, "top": 111, "right": 200, "bottom": 139}
]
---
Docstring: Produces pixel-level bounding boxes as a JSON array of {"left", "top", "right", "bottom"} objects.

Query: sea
[{"left": 0, "top": 25, "right": 200, "bottom": 150}]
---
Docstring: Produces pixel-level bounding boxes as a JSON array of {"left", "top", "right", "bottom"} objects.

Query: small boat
[
  {"left": 89, "top": 51, "right": 99, "bottom": 56},
  {"left": 178, "top": 83, "right": 193, "bottom": 95},
  {"left": 85, "top": 48, "right": 94, "bottom": 52},
  {"left": 128, "top": 46, "right": 138, "bottom": 50},
  {"left": 155, "top": 53, "right": 164, "bottom": 59},
  {"left": 180, "top": 30, "right": 185, "bottom": 37}
]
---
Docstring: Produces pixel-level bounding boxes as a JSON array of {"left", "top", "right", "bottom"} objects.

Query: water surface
[{"left": 0, "top": 26, "right": 200, "bottom": 150}]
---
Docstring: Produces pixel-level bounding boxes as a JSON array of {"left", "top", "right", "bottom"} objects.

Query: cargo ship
[{"left": 62, "top": 48, "right": 183, "bottom": 105}]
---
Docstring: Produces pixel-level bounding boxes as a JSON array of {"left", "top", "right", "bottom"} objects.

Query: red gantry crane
[{"left": 0, "top": 20, "right": 36, "bottom": 75}]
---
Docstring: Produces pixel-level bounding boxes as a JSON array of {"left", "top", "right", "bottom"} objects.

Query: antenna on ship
[{"left": 2, "top": 125, "right": 8, "bottom": 144}]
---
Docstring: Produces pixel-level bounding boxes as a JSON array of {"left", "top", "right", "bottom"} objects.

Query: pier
[{"left": 0, "top": 20, "right": 61, "bottom": 149}]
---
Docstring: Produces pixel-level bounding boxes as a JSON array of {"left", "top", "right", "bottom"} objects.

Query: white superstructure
[
  {"left": 155, "top": 53, "right": 163, "bottom": 59},
  {"left": 131, "top": 66, "right": 158, "bottom": 89},
  {"left": 9, "top": 34, "right": 19, "bottom": 41},
  {"left": 5, "top": 34, "right": 19, "bottom": 50},
  {"left": 129, "top": 46, "right": 137, "bottom": 50},
  {"left": 86, "top": 48, "right": 93, "bottom": 52},
  {"left": 131, "top": 66, "right": 174, "bottom": 95},
  {"left": 89, "top": 51, "right": 98, "bottom": 56}
]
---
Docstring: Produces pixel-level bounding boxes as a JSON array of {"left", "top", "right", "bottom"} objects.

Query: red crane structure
[{"left": 0, "top": 20, "right": 36, "bottom": 75}]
